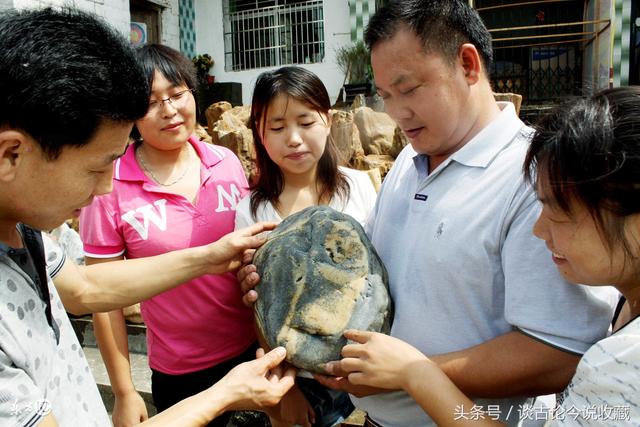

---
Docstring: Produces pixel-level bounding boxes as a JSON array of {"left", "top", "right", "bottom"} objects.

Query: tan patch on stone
[
  {"left": 323, "top": 222, "right": 368, "bottom": 271},
  {"left": 296, "top": 276, "right": 366, "bottom": 336},
  {"left": 277, "top": 325, "right": 305, "bottom": 357}
]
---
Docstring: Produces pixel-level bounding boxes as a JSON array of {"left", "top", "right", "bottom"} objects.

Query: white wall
[
  {"left": 11, "top": 0, "right": 131, "bottom": 34},
  {"left": 194, "top": 0, "right": 353, "bottom": 105},
  {"left": 6, "top": 0, "right": 179, "bottom": 46}
]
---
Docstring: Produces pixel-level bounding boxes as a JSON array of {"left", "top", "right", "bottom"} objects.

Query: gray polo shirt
[
  {"left": 0, "top": 231, "right": 109, "bottom": 426},
  {"left": 354, "top": 103, "right": 617, "bottom": 427}
]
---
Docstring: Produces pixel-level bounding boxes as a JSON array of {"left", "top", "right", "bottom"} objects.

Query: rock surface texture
[{"left": 254, "top": 206, "right": 392, "bottom": 373}]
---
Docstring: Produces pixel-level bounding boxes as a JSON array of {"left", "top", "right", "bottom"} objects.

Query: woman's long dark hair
[{"left": 249, "top": 66, "right": 349, "bottom": 219}]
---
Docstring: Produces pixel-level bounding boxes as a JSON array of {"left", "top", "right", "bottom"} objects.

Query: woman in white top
[
  {"left": 235, "top": 66, "right": 377, "bottom": 427},
  {"left": 321, "top": 87, "right": 640, "bottom": 426}
]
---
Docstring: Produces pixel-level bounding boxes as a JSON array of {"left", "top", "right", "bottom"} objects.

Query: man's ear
[
  {"left": 0, "top": 130, "right": 31, "bottom": 182},
  {"left": 458, "top": 43, "right": 482, "bottom": 85}
]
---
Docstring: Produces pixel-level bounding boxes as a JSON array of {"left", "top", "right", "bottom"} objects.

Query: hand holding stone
[
  {"left": 237, "top": 257, "right": 260, "bottom": 307},
  {"left": 217, "top": 347, "right": 295, "bottom": 411},
  {"left": 313, "top": 370, "right": 385, "bottom": 398},
  {"left": 334, "top": 330, "right": 429, "bottom": 391},
  {"left": 253, "top": 206, "right": 393, "bottom": 374}
]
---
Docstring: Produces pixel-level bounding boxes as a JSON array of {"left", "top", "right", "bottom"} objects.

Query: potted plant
[
  {"left": 336, "top": 41, "right": 372, "bottom": 104},
  {"left": 192, "top": 53, "right": 217, "bottom": 123},
  {"left": 192, "top": 53, "right": 215, "bottom": 86}
]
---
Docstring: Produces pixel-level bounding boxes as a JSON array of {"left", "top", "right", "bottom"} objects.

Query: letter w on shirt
[{"left": 121, "top": 199, "right": 168, "bottom": 240}]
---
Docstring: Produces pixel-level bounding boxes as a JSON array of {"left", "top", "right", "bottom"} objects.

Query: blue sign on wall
[{"left": 532, "top": 47, "right": 567, "bottom": 61}]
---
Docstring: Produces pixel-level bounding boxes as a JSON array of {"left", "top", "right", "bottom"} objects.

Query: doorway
[{"left": 130, "top": 0, "right": 162, "bottom": 45}]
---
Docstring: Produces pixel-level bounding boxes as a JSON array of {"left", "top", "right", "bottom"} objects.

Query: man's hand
[
  {"left": 217, "top": 347, "right": 296, "bottom": 411},
  {"left": 236, "top": 250, "right": 261, "bottom": 306},
  {"left": 204, "top": 222, "right": 275, "bottom": 275},
  {"left": 134, "top": 347, "right": 295, "bottom": 426}
]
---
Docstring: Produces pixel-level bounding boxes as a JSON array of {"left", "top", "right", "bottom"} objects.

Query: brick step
[{"left": 70, "top": 315, "right": 147, "bottom": 354}]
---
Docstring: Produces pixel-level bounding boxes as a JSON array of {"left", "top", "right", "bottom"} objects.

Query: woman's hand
[
  {"left": 325, "top": 330, "right": 429, "bottom": 391},
  {"left": 236, "top": 250, "right": 261, "bottom": 306},
  {"left": 111, "top": 390, "right": 149, "bottom": 427}
]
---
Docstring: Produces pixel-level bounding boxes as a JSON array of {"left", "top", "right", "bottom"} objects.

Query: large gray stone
[{"left": 254, "top": 206, "right": 392, "bottom": 373}]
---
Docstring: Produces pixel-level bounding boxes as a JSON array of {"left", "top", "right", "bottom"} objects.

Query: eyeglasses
[{"left": 147, "top": 88, "right": 194, "bottom": 114}]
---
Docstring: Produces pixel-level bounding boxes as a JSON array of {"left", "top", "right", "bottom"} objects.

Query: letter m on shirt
[
  {"left": 121, "top": 199, "right": 168, "bottom": 240},
  {"left": 215, "top": 183, "right": 242, "bottom": 212}
]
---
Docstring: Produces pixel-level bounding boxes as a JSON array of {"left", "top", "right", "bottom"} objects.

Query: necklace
[{"left": 136, "top": 146, "right": 192, "bottom": 187}]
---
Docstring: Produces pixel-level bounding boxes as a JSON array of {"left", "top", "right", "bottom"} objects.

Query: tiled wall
[
  {"left": 179, "top": 0, "right": 196, "bottom": 58},
  {"left": 613, "top": 0, "right": 631, "bottom": 86},
  {"left": 349, "top": 0, "right": 376, "bottom": 42}
]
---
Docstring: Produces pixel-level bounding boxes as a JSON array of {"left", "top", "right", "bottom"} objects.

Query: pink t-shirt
[{"left": 80, "top": 137, "right": 254, "bottom": 375}]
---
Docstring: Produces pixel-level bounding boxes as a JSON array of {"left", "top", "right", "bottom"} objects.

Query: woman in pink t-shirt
[{"left": 80, "top": 45, "right": 255, "bottom": 427}]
